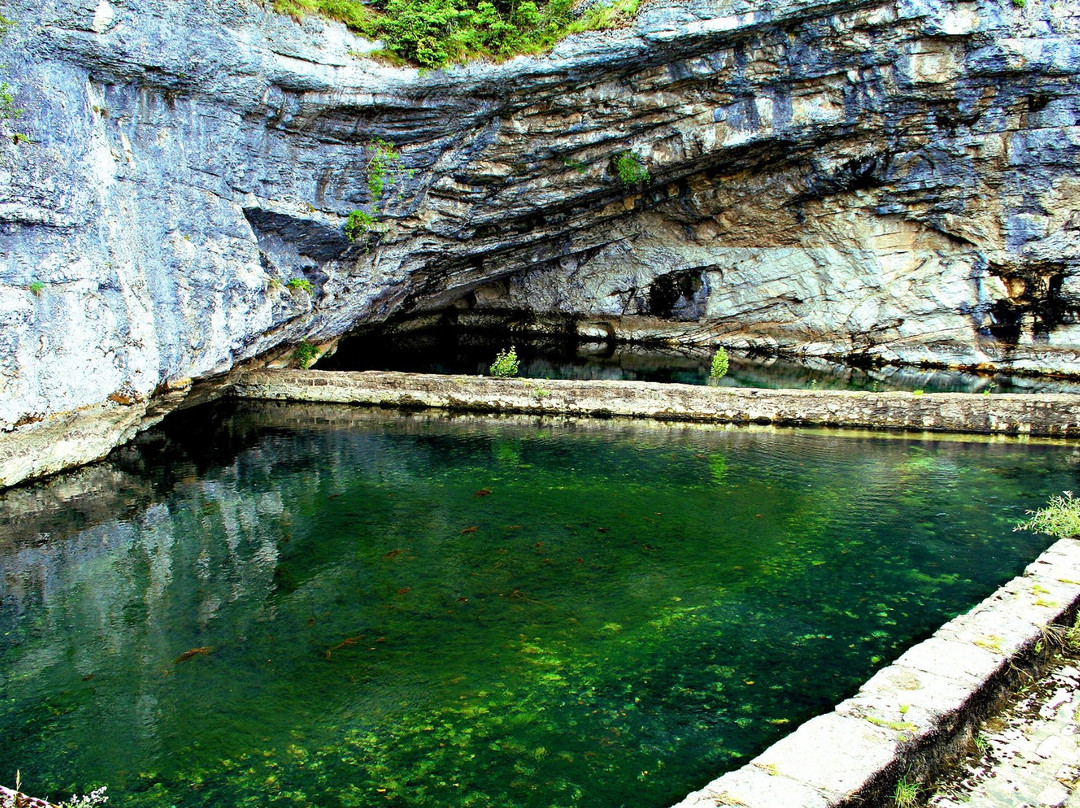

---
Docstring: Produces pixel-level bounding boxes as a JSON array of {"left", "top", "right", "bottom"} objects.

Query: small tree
[
  {"left": 1015, "top": 492, "right": 1080, "bottom": 538},
  {"left": 709, "top": 348, "right": 729, "bottom": 381},
  {"left": 489, "top": 346, "right": 520, "bottom": 377}
]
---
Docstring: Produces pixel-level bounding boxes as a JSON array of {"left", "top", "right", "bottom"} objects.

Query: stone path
[{"left": 928, "top": 658, "right": 1080, "bottom": 808}]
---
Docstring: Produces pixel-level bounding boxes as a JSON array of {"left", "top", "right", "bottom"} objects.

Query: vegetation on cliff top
[{"left": 272, "top": 0, "right": 640, "bottom": 68}]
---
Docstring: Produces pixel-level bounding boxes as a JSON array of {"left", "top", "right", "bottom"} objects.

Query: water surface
[
  {"left": 318, "top": 329, "right": 1080, "bottom": 394},
  {"left": 0, "top": 403, "right": 1076, "bottom": 806}
]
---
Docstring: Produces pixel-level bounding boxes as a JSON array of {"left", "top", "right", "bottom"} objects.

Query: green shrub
[
  {"left": 367, "top": 139, "right": 407, "bottom": 202},
  {"left": 612, "top": 151, "right": 649, "bottom": 185},
  {"left": 28, "top": 280, "right": 44, "bottom": 295},
  {"left": 273, "top": 0, "right": 377, "bottom": 34},
  {"left": 565, "top": 0, "right": 639, "bottom": 33},
  {"left": 270, "top": 0, "right": 631, "bottom": 69},
  {"left": 709, "top": 348, "right": 729, "bottom": 380},
  {"left": 286, "top": 278, "right": 314, "bottom": 294},
  {"left": 345, "top": 209, "right": 378, "bottom": 241},
  {"left": 1015, "top": 491, "right": 1080, "bottom": 539},
  {"left": 293, "top": 339, "right": 320, "bottom": 368},
  {"left": 489, "top": 345, "right": 520, "bottom": 377}
]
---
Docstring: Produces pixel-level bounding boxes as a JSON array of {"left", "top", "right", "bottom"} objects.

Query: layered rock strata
[{"left": 1, "top": 0, "right": 1078, "bottom": 484}]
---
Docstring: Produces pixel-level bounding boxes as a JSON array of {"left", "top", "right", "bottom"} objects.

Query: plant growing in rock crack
[
  {"left": 344, "top": 209, "right": 380, "bottom": 242},
  {"left": 892, "top": 776, "right": 919, "bottom": 808},
  {"left": 562, "top": 156, "right": 588, "bottom": 174},
  {"left": 612, "top": 150, "right": 650, "bottom": 186},
  {"left": 366, "top": 139, "right": 410, "bottom": 203},
  {"left": 1015, "top": 491, "right": 1080, "bottom": 539},
  {"left": 0, "top": 15, "right": 23, "bottom": 130},
  {"left": 286, "top": 278, "right": 314, "bottom": 294},
  {"left": 972, "top": 731, "right": 990, "bottom": 753},
  {"left": 489, "top": 345, "right": 520, "bottom": 377},
  {"left": 292, "top": 339, "right": 319, "bottom": 368},
  {"left": 709, "top": 347, "right": 729, "bottom": 381},
  {"left": 28, "top": 280, "right": 43, "bottom": 295}
]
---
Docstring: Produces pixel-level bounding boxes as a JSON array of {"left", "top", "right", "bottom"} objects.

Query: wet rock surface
[
  {"left": 928, "top": 660, "right": 1080, "bottom": 808},
  {"left": 1, "top": 0, "right": 1080, "bottom": 484}
]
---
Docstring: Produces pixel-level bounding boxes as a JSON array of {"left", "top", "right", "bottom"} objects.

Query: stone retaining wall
[
  {"left": 672, "top": 537, "right": 1080, "bottom": 808},
  {"left": 231, "top": 370, "right": 1080, "bottom": 437}
]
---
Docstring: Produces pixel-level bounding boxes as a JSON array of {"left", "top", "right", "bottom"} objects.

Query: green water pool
[{"left": 1, "top": 402, "right": 1076, "bottom": 806}]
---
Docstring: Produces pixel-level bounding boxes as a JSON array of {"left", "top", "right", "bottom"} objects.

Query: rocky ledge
[
  {"left": 1, "top": 0, "right": 1078, "bottom": 486},
  {"left": 230, "top": 369, "right": 1080, "bottom": 436}
]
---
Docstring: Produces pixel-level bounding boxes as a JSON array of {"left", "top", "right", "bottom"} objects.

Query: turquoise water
[{"left": 0, "top": 402, "right": 1076, "bottom": 807}]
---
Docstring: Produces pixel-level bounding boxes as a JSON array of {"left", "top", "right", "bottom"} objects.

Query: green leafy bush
[
  {"left": 612, "top": 151, "right": 649, "bottom": 185},
  {"left": 489, "top": 345, "right": 520, "bottom": 377},
  {"left": 367, "top": 139, "right": 407, "bottom": 202},
  {"left": 286, "top": 278, "right": 314, "bottom": 294},
  {"left": 273, "top": 0, "right": 631, "bottom": 69},
  {"left": 1015, "top": 491, "right": 1080, "bottom": 539},
  {"left": 28, "top": 280, "right": 44, "bottom": 295},
  {"left": 293, "top": 339, "right": 320, "bottom": 368},
  {"left": 344, "top": 209, "right": 378, "bottom": 241},
  {"left": 709, "top": 348, "right": 729, "bottom": 380}
]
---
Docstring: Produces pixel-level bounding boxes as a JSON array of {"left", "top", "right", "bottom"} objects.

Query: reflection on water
[
  {"left": 0, "top": 403, "right": 1077, "bottom": 807},
  {"left": 319, "top": 330, "right": 1080, "bottom": 394}
]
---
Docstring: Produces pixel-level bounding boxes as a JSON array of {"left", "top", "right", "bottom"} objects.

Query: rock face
[{"left": 0, "top": 0, "right": 1078, "bottom": 484}]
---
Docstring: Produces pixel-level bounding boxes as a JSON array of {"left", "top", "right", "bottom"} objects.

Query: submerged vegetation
[
  {"left": 0, "top": 411, "right": 1072, "bottom": 806},
  {"left": 271, "top": 0, "right": 640, "bottom": 68}
]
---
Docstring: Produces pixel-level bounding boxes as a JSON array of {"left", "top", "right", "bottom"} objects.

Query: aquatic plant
[
  {"left": 709, "top": 348, "right": 729, "bottom": 381},
  {"left": 489, "top": 345, "right": 520, "bottom": 377},
  {"left": 612, "top": 151, "right": 650, "bottom": 186},
  {"left": 1015, "top": 491, "right": 1080, "bottom": 539}
]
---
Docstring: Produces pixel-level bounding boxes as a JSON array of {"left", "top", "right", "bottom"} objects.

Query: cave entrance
[{"left": 311, "top": 313, "right": 1079, "bottom": 394}]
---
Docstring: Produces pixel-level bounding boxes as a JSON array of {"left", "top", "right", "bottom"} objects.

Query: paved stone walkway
[{"left": 928, "top": 659, "right": 1080, "bottom": 808}]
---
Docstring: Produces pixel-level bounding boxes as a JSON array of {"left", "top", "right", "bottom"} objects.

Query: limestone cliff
[{"left": 0, "top": 0, "right": 1078, "bottom": 486}]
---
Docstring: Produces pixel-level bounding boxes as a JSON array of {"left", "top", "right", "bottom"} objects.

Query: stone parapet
[{"left": 231, "top": 370, "right": 1080, "bottom": 438}]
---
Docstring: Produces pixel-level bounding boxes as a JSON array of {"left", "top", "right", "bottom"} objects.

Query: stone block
[
  {"left": 749, "top": 712, "right": 899, "bottom": 801},
  {"left": 670, "top": 766, "right": 831, "bottom": 808},
  {"left": 838, "top": 662, "right": 979, "bottom": 738}
]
